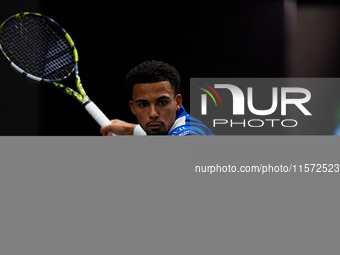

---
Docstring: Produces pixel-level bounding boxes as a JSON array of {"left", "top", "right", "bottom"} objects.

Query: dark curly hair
[{"left": 125, "top": 60, "right": 181, "bottom": 98}]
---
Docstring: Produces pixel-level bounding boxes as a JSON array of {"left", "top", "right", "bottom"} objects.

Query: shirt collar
[{"left": 168, "top": 106, "right": 187, "bottom": 133}]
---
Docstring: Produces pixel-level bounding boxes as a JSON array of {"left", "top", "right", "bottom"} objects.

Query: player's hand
[{"left": 100, "top": 119, "right": 137, "bottom": 136}]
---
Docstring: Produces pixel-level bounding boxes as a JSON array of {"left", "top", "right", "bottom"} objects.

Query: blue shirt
[{"left": 168, "top": 106, "right": 215, "bottom": 136}]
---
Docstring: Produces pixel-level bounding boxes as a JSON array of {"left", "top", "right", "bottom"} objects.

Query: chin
[{"left": 145, "top": 129, "right": 169, "bottom": 136}]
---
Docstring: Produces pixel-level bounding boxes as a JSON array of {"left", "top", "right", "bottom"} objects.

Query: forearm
[{"left": 100, "top": 119, "right": 138, "bottom": 136}]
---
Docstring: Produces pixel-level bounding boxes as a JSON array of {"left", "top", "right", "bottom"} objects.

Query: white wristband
[{"left": 133, "top": 124, "right": 147, "bottom": 136}]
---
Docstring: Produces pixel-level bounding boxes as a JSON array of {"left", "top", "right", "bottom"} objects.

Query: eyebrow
[
  {"left": 135, "top": 99, "right": 148, "bottom": 103},
  {"left": 134, "top": 95, "right": 171, "bottom": 103},
  {"left": 156, "top": 96, "right": 171, "bottom": 101}
]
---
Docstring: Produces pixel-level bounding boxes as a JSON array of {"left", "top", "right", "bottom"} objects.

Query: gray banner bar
[{"left": 1, "top": 137, "right": 339, "bottom": 255}]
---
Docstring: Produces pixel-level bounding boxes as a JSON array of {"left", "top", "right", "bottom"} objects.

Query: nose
[{"left": 149, "top": 104, "right": 159, "bottom": 119}]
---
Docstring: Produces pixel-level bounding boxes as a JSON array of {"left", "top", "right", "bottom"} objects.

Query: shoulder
[
  {"left": 187, "top": 115, "right": 216, "bottom": 136},
  {"left": 168, "top": 112, "right": 215, "bottom": 136}
]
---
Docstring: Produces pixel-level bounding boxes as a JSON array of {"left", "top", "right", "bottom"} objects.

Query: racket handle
[{"left": 84, "top": 101, "right": 116, "bottom": 136}]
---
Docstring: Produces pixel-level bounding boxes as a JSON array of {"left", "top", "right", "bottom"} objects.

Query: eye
[
  {"left": 138, "top": 102, "right": 148, "bottom": 108},
  {"left": 159, "top": 100, "right": 167, "bottom": 106}
]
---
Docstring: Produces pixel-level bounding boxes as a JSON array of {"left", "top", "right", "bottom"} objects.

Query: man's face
[{"left": 129, "top": 81, "right": 182, "bottom": 135}]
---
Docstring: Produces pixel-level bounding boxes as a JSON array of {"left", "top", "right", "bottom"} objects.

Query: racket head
[{"left": 0, "top": 12, "right": 78, "bottom": 83}]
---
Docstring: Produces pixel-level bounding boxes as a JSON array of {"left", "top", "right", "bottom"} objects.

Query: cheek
[
  {"left": 164, "top": 105, "right": 177, "bottom": 124},
  {"left": 134, "top": 108, "right": 149, "bottom": 124}
]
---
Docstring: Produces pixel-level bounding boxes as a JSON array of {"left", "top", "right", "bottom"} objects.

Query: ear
[
  {"left": 175, "top": 94, "right": 182, "bottom": 111},
  {"left": 129, "top": 100, "right": 136, "bottom": 116}
]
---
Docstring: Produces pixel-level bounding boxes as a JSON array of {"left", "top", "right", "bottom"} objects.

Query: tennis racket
[{"left": 0, "top": 12, "right": 115, "bottom": 134}]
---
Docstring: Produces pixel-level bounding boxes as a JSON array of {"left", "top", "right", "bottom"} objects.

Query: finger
[{"left": 100, "top": 125, "right": 110, "bottom": 136}]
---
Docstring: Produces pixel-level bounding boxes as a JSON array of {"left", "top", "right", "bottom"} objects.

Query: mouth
[{"left": 147, "top": 122, "right": 164, "bottom": 130}]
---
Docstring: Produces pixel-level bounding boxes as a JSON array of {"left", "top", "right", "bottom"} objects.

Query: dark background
[{"left": 1, "top": 0, "right": 340, "bottom": 135}]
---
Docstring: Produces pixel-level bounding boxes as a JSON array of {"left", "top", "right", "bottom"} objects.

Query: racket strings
[{"left": 0, "top": 15, "right": 74, "bottom": 80}]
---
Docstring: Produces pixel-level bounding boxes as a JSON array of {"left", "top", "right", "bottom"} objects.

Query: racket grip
[{"left": 84, "top": 101, "right": 116, "bottom": 135}]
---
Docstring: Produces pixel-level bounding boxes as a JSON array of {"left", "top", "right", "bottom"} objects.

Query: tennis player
[{"left": 100, "top": 60, "right": 215, "bottom": 136}]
